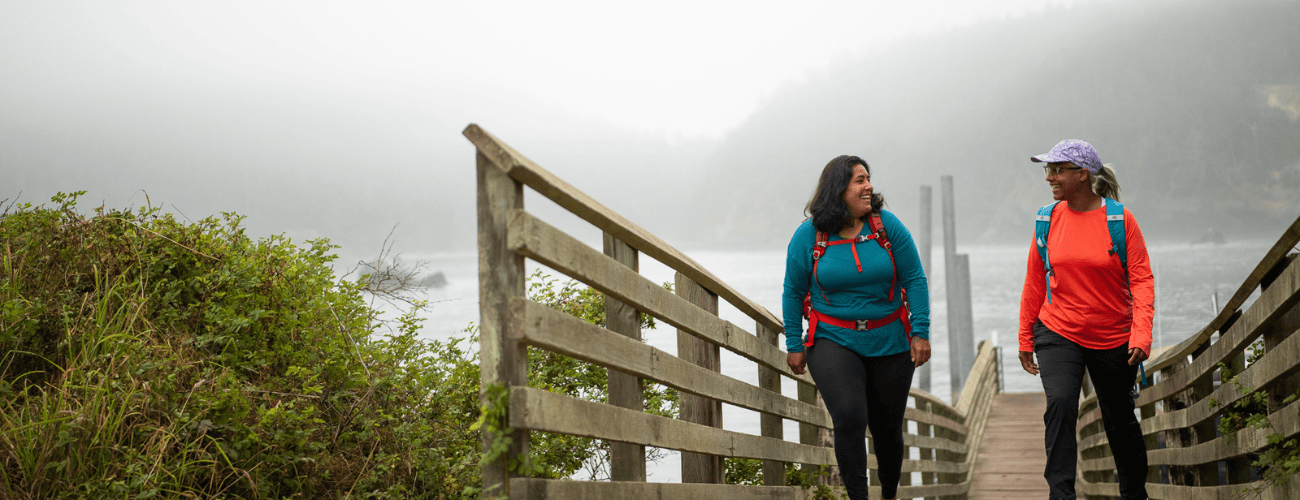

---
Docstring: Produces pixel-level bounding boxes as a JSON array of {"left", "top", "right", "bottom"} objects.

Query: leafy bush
[{"left": 0, "top": 193, "right": 681, "bottom": 498}]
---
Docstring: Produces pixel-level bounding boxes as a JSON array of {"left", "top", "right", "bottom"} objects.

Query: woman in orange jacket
[{"left": 1017, "top": 139, "right": 1153, "bottom": 500}]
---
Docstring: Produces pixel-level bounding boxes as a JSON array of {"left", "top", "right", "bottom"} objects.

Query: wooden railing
[
  {"left": 467, "top": 124, "right": 1003, "bottom": 499},
  {"left": 1076, "top": 216, "right": 1300, "bottom": 500}
]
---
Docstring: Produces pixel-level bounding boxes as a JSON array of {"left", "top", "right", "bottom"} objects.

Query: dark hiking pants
[
  {"left": 1034, "top": 321, "right": 1148, "bottom": 500},
  {"left": 806, "top": 337, "right": 915, "bottom": 500}
]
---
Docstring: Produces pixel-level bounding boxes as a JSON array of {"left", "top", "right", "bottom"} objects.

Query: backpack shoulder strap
[
  {"left": 1035, "top": 201, "right": 1059, "bottom": 264},
  {"left": 1035, "top": 201, "right": 1060, "bottom": 303},
  {"left": 1104, "top": 198, "right": 1127, "bottom": 270},
  {"left": 868, "top": 212, "right": 889, "bottom": 248}
]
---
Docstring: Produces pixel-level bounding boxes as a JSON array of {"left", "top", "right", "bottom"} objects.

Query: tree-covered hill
[{"left": 697, "top": 0, "right": 1300, "bottom": 247}]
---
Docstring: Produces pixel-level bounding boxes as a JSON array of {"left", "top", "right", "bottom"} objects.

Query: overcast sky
[{"left": 2, "top": 0, "right": 1087, "bottom": 141}]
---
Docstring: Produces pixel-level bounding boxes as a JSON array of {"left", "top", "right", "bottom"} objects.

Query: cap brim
[{"left": 1030, "top": 153, "right": 1066, "bottom": 163}]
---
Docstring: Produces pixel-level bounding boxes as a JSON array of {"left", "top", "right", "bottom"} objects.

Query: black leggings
[{"left": 806, "top": 337, "right": 915, "bottom": 500}]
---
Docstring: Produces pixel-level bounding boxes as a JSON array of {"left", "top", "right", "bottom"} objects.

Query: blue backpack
[{"left": 1034, "top": 197, "right": 1127, "bottom": 304}]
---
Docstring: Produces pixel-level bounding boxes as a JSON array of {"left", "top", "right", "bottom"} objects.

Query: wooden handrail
[
  {"left": 465, "top": 124, "right": 783, "bottom": 332},
  {"left": 1144, "top": 216, "right": 1300, "bottom": 373}
]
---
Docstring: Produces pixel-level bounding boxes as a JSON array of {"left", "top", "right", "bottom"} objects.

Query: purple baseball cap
[{"left": 1030, "top": 139, "right": 1103, "bottom": 173}]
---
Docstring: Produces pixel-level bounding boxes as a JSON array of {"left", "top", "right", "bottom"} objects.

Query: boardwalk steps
[{"left": 970, "top": 393, "right": 1049, "bottom": 500}]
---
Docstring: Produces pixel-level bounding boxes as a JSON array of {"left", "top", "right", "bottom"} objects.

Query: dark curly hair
[{"left": 803, "top": 155, "right": 885, "bottom": 234}]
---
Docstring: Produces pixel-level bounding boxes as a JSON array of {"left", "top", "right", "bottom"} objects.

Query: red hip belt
[{"left": 804, "top": 300, "right": 912, "bottom": 348}]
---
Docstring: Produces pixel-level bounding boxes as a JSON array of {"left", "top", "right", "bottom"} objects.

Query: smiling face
[
  {"left": 1044, "top": 161, "right": 1090, "bottom": 201},
  {"left": 841, "top": 163, "right": 873, "bottom": 218}
]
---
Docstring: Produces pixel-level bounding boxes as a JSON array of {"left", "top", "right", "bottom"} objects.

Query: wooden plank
[
  {"left": 509, "top": 478, "right": 811, "bottom": 500},
  {"left": 508, "top": 298, "right": 831, "bottom": 428},
  {"left": 895, "top": 482, "right": 969, "bottom": 498},
  {"left": 677, "top": 273, "right": 724, "bottom": 484},
  {"left": 911, "top": 387, "right": 965, "bottom": 422},
  {"left": 1078, "top": 479, "right": 1300, "bottom": 500},
  {"left": 508, "top": 386, "right": 836, "bottom": 465},
  {"left": 506, "top": 209, "right": 814, "bottom": 385},
  {"left": 756, "top": 321, "right": 785, "bottom": 487},
  {"left": 464, "top": 124, "right": 783, "bottom": 333},
  {"left": 603, "top": 232, "right": 645, "bottom": 482},
  {"left": 1144, "top": 214, "right": 1300, "bottom": 374},
  {"left": 1136, "top": 254, "right": 1300, "bottom": 408},
  {"left": 1100, "top": 398, "right": 1300, "bottom": 470},
  {"left": 1107, "top": 311, "right": 1300, "bottom": 447},
  {"left": 955, "top": 341, "right": 997, "bottom": 417},
  {"left": 476, "top": 150, "right": 529, "bottom": 496},
  {"left": 968, "top": 472, "right": 1046, "bottom": 489}
]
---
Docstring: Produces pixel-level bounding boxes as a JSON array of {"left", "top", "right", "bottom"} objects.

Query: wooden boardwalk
[{"left": 969, "top": 392, "right": 1049, "bottom": 500}]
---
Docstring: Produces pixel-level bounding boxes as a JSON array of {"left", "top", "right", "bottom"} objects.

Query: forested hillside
[{"left": 697, "top": 0, "right": 1300, "bottom": 246}]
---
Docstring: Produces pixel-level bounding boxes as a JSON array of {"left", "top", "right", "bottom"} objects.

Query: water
[{"left": 354, "top": 238, "right": 1276, "bottom": 483}]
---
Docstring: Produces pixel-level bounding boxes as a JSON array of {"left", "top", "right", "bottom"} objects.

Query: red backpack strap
[{"left": 867, "top": 213, "right": 898, "bottom": 301}]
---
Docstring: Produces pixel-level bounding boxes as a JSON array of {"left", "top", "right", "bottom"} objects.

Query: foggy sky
[{"left": 5, "top": 0, "right": 1296, "bottom": 262}]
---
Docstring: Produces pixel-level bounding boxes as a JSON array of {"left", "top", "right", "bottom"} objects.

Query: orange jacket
[{"left": 1018, "top": 202, "right": 1154, "bottom": 355}]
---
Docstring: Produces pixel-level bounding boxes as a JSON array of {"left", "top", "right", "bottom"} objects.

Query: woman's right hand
[
  {"left": 787, "top": 352, "right": 807, "bottom": 375},
  {"left": 1019, "top": 351, "right": 1039, "bottom": 375}
]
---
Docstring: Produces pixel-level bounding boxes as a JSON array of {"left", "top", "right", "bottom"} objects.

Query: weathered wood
[
  {"left": 1080, "top": 386, "right": 1300, "bottom": 471},
  {"left": 507, "top": 298, "right": 832, "bottom": 428},
  {"left": 1080, "top": 478, "right": 1300, "bottom": 500},
  {"left": 915, "top": 398, "right": 937, "bottom": 490},
  {"left": 463, "top": 124, "right": 783, "bottom": 333},
  {"left": 509, "top": 477, "right": 813, "bottom": 500},
  {"left": 954, "top": 341, "right": 997, "bottom": 417},
  {"left": 476, "top": 151, "right": 528, "bottom": 496},
  {"left": 1144, "top": 215, "right": 1300, "bottom": 374},
  {"left": 911, "top": 387, "right": 966, "bottom": 423},
  {"left": 1136, "top": 253, "right": 1300, "bottom": 407},
  {"left": 506, "top": 209, "right": 814, "bottom": 385},
  {"left": 756, "top": 322, "right": 786, "bottom": 487},
  {"left": 1089, "top": 305, "right": 1300, "bottom": 446},
  {"left": 508, "top": 386, "right": 836, "bottom": 465},
  {"left": 796, "top": 380, "right": 823, "bottom": 486},
  {"left": 603, "top": 232, "right": 645, "bottom": 482},
  {"left": 948, "top": 253, "right": 977, "bottom": 398},
  {"left": 677, "top": 273, "right": 724, "bottom": 484}
]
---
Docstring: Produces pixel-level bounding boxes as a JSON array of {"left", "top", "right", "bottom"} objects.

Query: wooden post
[
  {"left": 916, "top": 399, "right": 935, "bottom": 493},
  {"left": 815, "top": 391, "right": 843, "bottom": 488},
  {"left": 1189, "top": 343, "right": 1219, "bottom": 486},
  {"left": 756, "top": 322, "right": 786, "bottom": 486},
  {"left": 476, "top": 151, "right": 528, "bottom": 497},
  {"left": 676, "top": 273, "right": 724, "bottom": 483},
  {"left": 1224, "top": 350, "right": 1250, "bottom": 485},
  {"left": 942, "top": 176, "right": 975, "bottom": 398},
  {"left": 949, "top": 252, "right": 976, "bottom": 396},
  {"left": 604, "top": 233, "right": 646, "bottom": 482},
  {"left": 918, "top": 185, "right": 933, "bottom": 393}
]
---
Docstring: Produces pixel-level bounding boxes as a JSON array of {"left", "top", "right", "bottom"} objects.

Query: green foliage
[
  {"left": 1212, "top": 360, "right": 1300, "bottom": 493},
  {"left": 0, "top": 195, "right": 475, "bottom": 498},
  {"left": 785, "top": 464, "right": 840, "bottom": 499},
  {"left": 724, "top": 458, "right": 763, "bottom": 485},
  {"left": 0, "top": 195, "right": 681, "bottom": 498}
]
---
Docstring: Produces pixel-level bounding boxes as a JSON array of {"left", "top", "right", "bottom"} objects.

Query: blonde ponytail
[{"left": 1091, "top": 164, "right": 1122, "bottom": 201}]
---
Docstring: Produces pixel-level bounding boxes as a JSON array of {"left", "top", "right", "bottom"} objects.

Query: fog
[{"left": 3, "top": 0, "right": 1298, "bottom": 261}]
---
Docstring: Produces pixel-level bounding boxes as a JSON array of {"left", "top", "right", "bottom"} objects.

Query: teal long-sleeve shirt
[{"left": 782, "top": 210, "right": 930, "bottom": 356}]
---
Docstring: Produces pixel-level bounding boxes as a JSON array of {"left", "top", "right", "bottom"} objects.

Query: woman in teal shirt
[{"left": 783, "top": 154, "right": 931, "bottom": 500}]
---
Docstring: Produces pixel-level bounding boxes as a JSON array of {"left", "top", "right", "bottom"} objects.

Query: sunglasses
[{"left": 1043, "top": 165, "right": 1084, "bottom": 175}]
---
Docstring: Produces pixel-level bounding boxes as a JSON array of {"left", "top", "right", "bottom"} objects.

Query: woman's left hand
[
  {"left": 1127, "top": 347, "right": 1148, "bottom": 365},
  {"left": 910, "top": 337, "right": 931, "bottom": 368}
]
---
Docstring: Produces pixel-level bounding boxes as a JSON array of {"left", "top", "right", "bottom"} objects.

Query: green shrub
[{"left": 0, "top": 193, "right": 678, "bottom": 499}]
